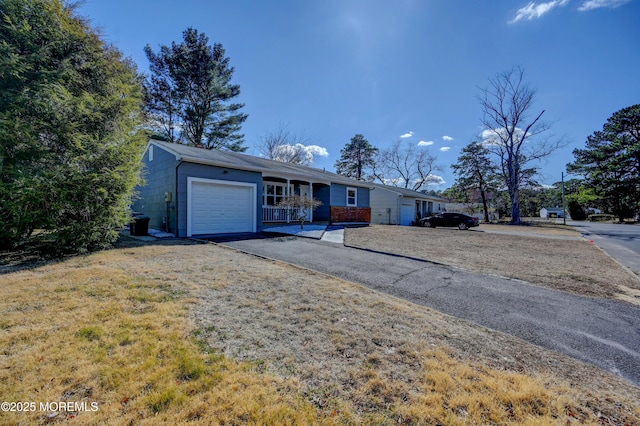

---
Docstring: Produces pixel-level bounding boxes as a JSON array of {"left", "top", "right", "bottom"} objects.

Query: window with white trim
[
  {"left": 263, "top": 183, "right": 287, "bottom": 206},
  {"left": 346, "top": 187, "right": 357, "bottom": 207}
]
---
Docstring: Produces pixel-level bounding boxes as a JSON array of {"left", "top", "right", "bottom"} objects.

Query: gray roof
[
  {"left": 149, "top": 139, "right": 373, "bottom": 188},
  {"left": 369, "top": 181, "right": 447, "bottom": 201}
]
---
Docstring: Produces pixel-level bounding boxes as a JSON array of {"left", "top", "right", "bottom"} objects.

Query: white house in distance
[
  {"left": 369, "top": 183, "right": 446, "bottom": 226},
  {"left": 540, "top": 207, "right": 565, "bottom": 218}
]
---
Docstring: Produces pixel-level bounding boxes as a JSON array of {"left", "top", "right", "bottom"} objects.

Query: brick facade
[{"left": 330, "top": 206, "right": 371, "bottom": 223}]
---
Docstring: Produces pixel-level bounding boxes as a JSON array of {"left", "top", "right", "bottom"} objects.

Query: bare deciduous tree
[
  {"left": 277, "top": 194, "right": 322, "bottom": 229},
  {"left": 373, "top": 140, "right": 443, "bottom": 191},
  {"left": 258, "top": 124, "right": 327, "bottom": 166},
  {"left": 479, "top": 66, "right": 564, "bottom": 224}
]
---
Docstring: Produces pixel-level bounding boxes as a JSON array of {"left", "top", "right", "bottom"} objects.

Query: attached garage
[
  {"left": 400, "top": 204, "right": 415, "bottom": 226},
  {"left": 187, "top": 177, "right": 256, "bottom": 236}
]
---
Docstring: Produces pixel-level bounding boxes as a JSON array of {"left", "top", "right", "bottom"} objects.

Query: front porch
[
  {"left": 260, "top": 175, "right": 371, "bottom": 225},
  {"left": 262, "top": 177, "right": 331, "bottom": 224}
]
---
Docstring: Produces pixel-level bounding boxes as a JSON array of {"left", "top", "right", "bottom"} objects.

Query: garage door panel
[
  {"left": 400, "top": 204, "right": 414, "bottom": 226},
  {"left": 189, "top": 180, "right": 255, "bottom": 235}
]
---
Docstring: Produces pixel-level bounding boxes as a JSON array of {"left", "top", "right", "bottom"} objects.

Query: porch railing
[{"left": 262, "top": 206, "right": 306, "bottom": 223}]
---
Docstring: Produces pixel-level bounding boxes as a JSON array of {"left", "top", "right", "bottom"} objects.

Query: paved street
[
  {"left": 219, "top": 236, "right": 640, "bottom": 386},
  {"left": 571, "top": 221, "right": 640, "bottom": 274}
]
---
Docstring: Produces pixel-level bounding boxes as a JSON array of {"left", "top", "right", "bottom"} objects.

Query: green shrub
[
  {"left": 588, "top": 214, "right": 615, "bottom": 222},
  {"left": 0, "top": 0, "right": 145, "bottom": 256}
]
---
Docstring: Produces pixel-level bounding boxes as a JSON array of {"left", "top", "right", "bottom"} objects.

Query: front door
[{"left": 299, "top": 184, "right": 312, "bottom": 221}]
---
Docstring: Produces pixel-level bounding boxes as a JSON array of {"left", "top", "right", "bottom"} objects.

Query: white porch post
[
  {"left": 309, "top": 182, "right": 314, "bottom": 222},
  {"left": 286, "top": 179, "right": 291, "bottom": 223}
]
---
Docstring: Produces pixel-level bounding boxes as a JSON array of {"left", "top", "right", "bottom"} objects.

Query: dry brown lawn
[
  {"left": 345, "top": 224, "right": 640, "bottom": 304},
  {"left": 1, "top": 237, "right": 639, "bottom": 424}
]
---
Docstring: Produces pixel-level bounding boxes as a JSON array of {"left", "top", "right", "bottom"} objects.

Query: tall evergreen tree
[
  {"left": 568, "top": 104, "right": 640, "bottom": 221},
  {"left": 451, "top": 141, "right": 500, "bottom": 222},
  {"left": 335, "top": 134, "right": 378, "bottom": 180},
  {"left": 144, "top": 28, "right": 248, "bottom": 151},
  {"left": 0, "top": 0, "right": 146, "bottom": 254}
]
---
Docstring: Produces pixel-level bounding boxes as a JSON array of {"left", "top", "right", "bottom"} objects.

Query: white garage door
[
  {"left": 400, "top": 204, "right": 415, "bottom": 226},
  {"left": 188, "top": 178, "right": 256, "bottom": 236}
]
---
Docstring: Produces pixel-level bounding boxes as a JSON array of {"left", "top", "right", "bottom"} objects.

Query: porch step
[{"left": 331, "top": 222, "right": 369, "bottom": 228}]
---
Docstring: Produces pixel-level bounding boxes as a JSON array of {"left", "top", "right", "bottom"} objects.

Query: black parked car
[{"left": 419, "top": 213, "right": 479, "bottom": 230}]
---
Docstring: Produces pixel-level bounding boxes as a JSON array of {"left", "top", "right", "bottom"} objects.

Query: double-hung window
[
  {"left": 346, "top": 187, "right": 357, "bottom": 207},
  {"left": 264, "top": 183, "right": 287, "bottom": 206}
]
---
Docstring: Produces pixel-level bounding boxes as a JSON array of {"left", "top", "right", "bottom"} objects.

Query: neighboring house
[
  {"left": 133, "top": 139, "right": 372, "bottom": 237},
  {"left": 369, "top": 183, "right": 446, "bottom": 226},
  {"left": 540, "top": 207, "right": 565, "bottom": 218}
]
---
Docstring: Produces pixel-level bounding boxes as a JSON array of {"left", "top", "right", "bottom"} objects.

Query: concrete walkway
[
  {"left": 320, "top": 226, "right": 345, "bottom": 243},
  {"left": 262, "top": 224, "right": 327, "bottom": 239},
  {"left": 262, "top": 224, "right": 345, "bottom": 243}
]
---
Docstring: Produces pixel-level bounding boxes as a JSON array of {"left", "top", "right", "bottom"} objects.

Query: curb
[{"left": 583, "top": 236, "right": 640, "bottom": 285}]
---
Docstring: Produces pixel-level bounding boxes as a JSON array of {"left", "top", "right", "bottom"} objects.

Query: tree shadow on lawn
[
  {"left": 0, "top": 235, "right": 191, "bottom": 275},
  {"left": 0, "top": 233, "right": 291, "bottom": 275}
]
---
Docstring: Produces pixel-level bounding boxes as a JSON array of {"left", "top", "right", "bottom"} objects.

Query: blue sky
[{"left": 78, "top": 0, "right": 639, "bottom": 189}]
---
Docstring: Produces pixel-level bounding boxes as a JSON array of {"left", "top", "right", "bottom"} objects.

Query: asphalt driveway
[{"left": 220, "top": 236, "right": 640, "bottom": 386}]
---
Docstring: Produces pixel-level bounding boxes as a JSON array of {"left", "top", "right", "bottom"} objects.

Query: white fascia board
[{"left": 149, "top": 140, "right": 181, "bottom": 161}]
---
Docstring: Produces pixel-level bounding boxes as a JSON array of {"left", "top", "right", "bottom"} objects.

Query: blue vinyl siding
[
  {"left": 329, "top": 184, "right": 370, "bottom": 207},
  {"left": 312, "top": 184, "right": 331, "bottom": 221},
  {"left": 133, "top": 145, "right": 177, "bottom": 233}
]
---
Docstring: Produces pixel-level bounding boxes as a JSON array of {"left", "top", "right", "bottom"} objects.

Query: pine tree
[
  {"left": 451, "top": 142, "right": 501, "bottom": 222},
  {"left": 144, "top": 28, "right": 248, "bottom": 151},
  {"left": 335, "top": 134, "right": 378, "bottom": 180},
  {"left": 568, "top": 104, "right": 640, "bottom": 221}
]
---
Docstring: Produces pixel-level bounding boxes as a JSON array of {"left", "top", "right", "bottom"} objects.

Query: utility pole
[{"left": 561, "top": 172, "right": 566, "bottom": 226}]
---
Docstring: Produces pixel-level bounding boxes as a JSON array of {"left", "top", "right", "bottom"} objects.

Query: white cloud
[
  {"left": 400, "top": 131, "right": 414, "bottom": 138},
  {"left": 578, "top": 0, "right": 631, "bottom": 11},
  {"left": 510, "top": 0, "right": 570, "bottom": 23},
  {"left": 273, "top": 144, "right": 329, "bottom": 164},
  {"left": 417, "top": 140, "right": 434, "bottom": 146},
  {"left": 411, "top": 175, "right": 446, "bottom": 189},
  {"left": 305, "top": 145, "right": 330, "bottom": 157},
  {"left": 382, "top": 175, "right": 446, "bottom": 189},
  {"left": 423, "top": 174, "right": 446, "bottom": 186},
  {"left": 442, "top": 135, "right": 454, "bottom": 141},
  {"left": 480, "top": 127, "right": 528, "bottom": 146},
  {"left": 439, "top": 147, "right": 451, "bottom": 152}
]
